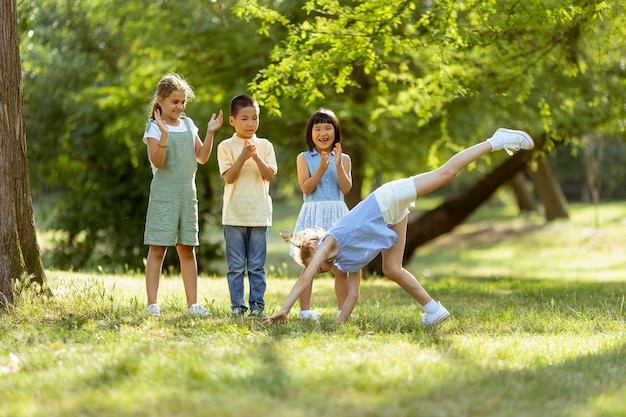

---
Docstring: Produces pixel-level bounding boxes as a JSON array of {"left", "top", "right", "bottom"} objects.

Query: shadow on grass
[
  {"left": 271, "top": 341, "right": 626, "bottom": 417},
  {"left": 396, "top": 341, "right": 626, "bottom": 417},
  {"left": 47, "top": 336, "right": 625, "bottom": 417},
  {"left": 3, "top": 275, "right": 625, "bottom": 417},
  {"left": 24, "top": 275, "right": 624, "bottom": 339},
  {"left": 324, "top": 276, "right": 626, "bottom": 335}
]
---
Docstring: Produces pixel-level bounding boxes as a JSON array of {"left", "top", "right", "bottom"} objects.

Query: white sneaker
[
  {"left": 298, "top": 310, "right": 321, "bottom": 320},
  {"left": 421, "top": 302, "right": 450, "bottom": 326},
  {"left": 488, "top": 128, "right": 535, "bottom": 155},
  {"left": 187, "top": 303, "right": 211, "bottom": 317},
  {"left": 146, "top": 304, "right": 161, "bottom": 316}
]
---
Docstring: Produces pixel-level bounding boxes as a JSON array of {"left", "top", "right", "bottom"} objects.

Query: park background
[
  {"left": 2, "top": 1, "right": 625, "bottom": 416},
  {"left": 15, "top": 0, "right": 626, "bottom": 275}
]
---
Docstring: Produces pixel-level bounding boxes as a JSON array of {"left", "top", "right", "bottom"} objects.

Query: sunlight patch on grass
[
  {"left": 1, "top": 273, "right": 624, "bottom": 417},
  {"left": 413, "top": 204, "right": 626, "bottom": 282},
  {"left": 5, "top": 200, "right": 626, "bottom": 417},
  {"left": 450, "top": 333, "right": 623, "bottom": 370}
]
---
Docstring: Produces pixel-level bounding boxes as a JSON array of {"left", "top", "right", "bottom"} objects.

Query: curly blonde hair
[
  {"left": 281, "top": 228, "right": 326, "bottom": 267},
  {"left": 147, "top": 73, "right": 195, "bottom": 119}
]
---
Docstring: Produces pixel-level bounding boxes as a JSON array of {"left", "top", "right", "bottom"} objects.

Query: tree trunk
[
  {"left": 344, "top": 63, "right": 373, "bottom": 210},
  {"left": 582, "top": 134, "right": 603, "bottom": 228},
  {"left": 509, "top": 171, "right": 537, "bottom": 213},
  {"left": 344, "top": 124, "right": 366, "bottom": 210},
  {"left": 0, "top": 0, "right": 47, "bottom": 309},
  {"left": 526, "top": 157, "right": 569, "bottom": 222},
  {"left": 366, "top": 145, "right": 537, "bottom": 275}
]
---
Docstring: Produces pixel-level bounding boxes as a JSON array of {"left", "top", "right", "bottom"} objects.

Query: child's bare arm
[
  {"left": 147, "top": 110, "right": 169, "bottom": 168},
  {"left": 265, "top": 268, "right": 315, "bottom": 324},
  {"left": 298, "top": 152, "right": 325, "bottom": 195},
  {"left": 250, "top": 143, "right": 275, "bottom": 181},
  {"left": 196, "top": 111, "right": 223, "bottom": 164},
  {"left": 147, "top": 136, "right": 167, "bottom": 169},
  {"left": 266, "top": 237, "right": 337, "bottom": 324},
  {"left": 335, "top": 145, "right": 352, "bottom": 195},
  {"left": 221, "top": 145, "right": 252, "bottom": 184},
  {"left": 251, "top": 155, "right": 275, "bottom": 181}
]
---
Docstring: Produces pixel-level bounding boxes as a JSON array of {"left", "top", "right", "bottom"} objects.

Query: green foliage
[
  {"left": 17, "top": 0, "right": 626, "bottom": 273},
  {"left": 238, "top": 0, "right": 626, "bottom": 162},
  {"left": 19, "top": 0, "right": 287, "bottom": 272}
]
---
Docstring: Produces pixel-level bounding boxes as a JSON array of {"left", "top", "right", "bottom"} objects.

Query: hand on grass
[{"left": 264, "top": 311, "right": 289, "bottom": 324}]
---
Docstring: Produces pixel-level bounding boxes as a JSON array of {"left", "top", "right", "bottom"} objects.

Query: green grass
[{"left": 1, "top": 201, "right": 625, "bottom": 417}]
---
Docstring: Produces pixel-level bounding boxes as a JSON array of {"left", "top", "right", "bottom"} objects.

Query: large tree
[
  {"left": 0, "top": 0, "right": 46, "bottom": 308},
  {"left": 18, "top": 0, "right": 289, "bottom": 273},
  {"left": 17, "top": 0, "right": 626, "bottom": 274},
  {"left": 237, "top": 0, "right": 625, "bottom": 156},
  {"left": 236, "top": 0, "right": 626, "bottom": 272}
]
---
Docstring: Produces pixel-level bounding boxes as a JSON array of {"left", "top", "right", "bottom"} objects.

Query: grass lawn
[{"left": 1, "top": 201, "right": 625, "bottom": 417}]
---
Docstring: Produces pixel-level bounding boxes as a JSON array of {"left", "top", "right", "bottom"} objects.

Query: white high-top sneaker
[{"left": 488, "top": 128, "right": 535, "bottom": 155}]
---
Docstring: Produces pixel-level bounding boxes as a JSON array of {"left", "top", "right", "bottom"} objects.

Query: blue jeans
[{"left": 223, "top": 226, "right": 268, "bottom": 312}]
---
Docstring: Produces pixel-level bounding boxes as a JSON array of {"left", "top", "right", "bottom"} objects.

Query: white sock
[
  {"left": 423, "top": 300, "right": 439, "bottom": 314},
  {"left": 487, "top": 136, "right": 502, "bottom": 152}
]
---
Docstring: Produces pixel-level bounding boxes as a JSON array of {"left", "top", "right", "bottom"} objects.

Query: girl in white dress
[{"left": 291, "top": 109, "right": 359, "bottom": 320}]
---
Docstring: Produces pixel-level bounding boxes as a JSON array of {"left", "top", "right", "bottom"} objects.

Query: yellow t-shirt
[{"left": 217, "top": 134, "right": 278, "bottom": 226}]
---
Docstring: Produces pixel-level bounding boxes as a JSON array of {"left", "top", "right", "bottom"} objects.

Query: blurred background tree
[
  {"left": 18, "top": 0, "right": 626, "bottom": 273},
  {"left": 19, "top": 0, "right": 301, "bottom": 273}
]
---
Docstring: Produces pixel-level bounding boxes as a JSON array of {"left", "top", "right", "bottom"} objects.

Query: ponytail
[{"left": 281, "top": 229, "right": 326, "bottom": 267}]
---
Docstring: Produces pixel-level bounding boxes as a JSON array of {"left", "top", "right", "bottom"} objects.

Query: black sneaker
[
  {"left": 247, "top": 309, "right": 263, "bottom": 319},
  {"left": 231, "top": 308, "right": 246, "bottom": 316}
]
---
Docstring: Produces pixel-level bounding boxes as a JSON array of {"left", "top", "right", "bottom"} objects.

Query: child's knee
[
  {"left": 149, "top": 245, "right": 167, "bottom": 258},
  {"left": 381, "top": 264, "right": 403, "bottom": 279},
  {"left": 176, "top": 244, "right": 195, "bottom": 258}
]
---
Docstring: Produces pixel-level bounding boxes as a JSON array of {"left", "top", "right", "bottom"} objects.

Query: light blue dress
[
  {"left": 326, "top": 178, "right": 416, "bottom": 273},
  {"left": 327, "top": 194, "right": 398, "bottom": 273},
  {"left": 293, "top": 150, "right": 349, "bottom": 233}
]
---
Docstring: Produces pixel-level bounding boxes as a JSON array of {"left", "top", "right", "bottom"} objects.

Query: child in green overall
[{"left": 143, "top": 73, "right": 223, "bottom": 316}]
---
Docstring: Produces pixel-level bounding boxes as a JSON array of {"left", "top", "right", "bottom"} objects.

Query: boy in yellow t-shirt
[{"left": 217, "top": 95, "right": 278, "bottom": 317}]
